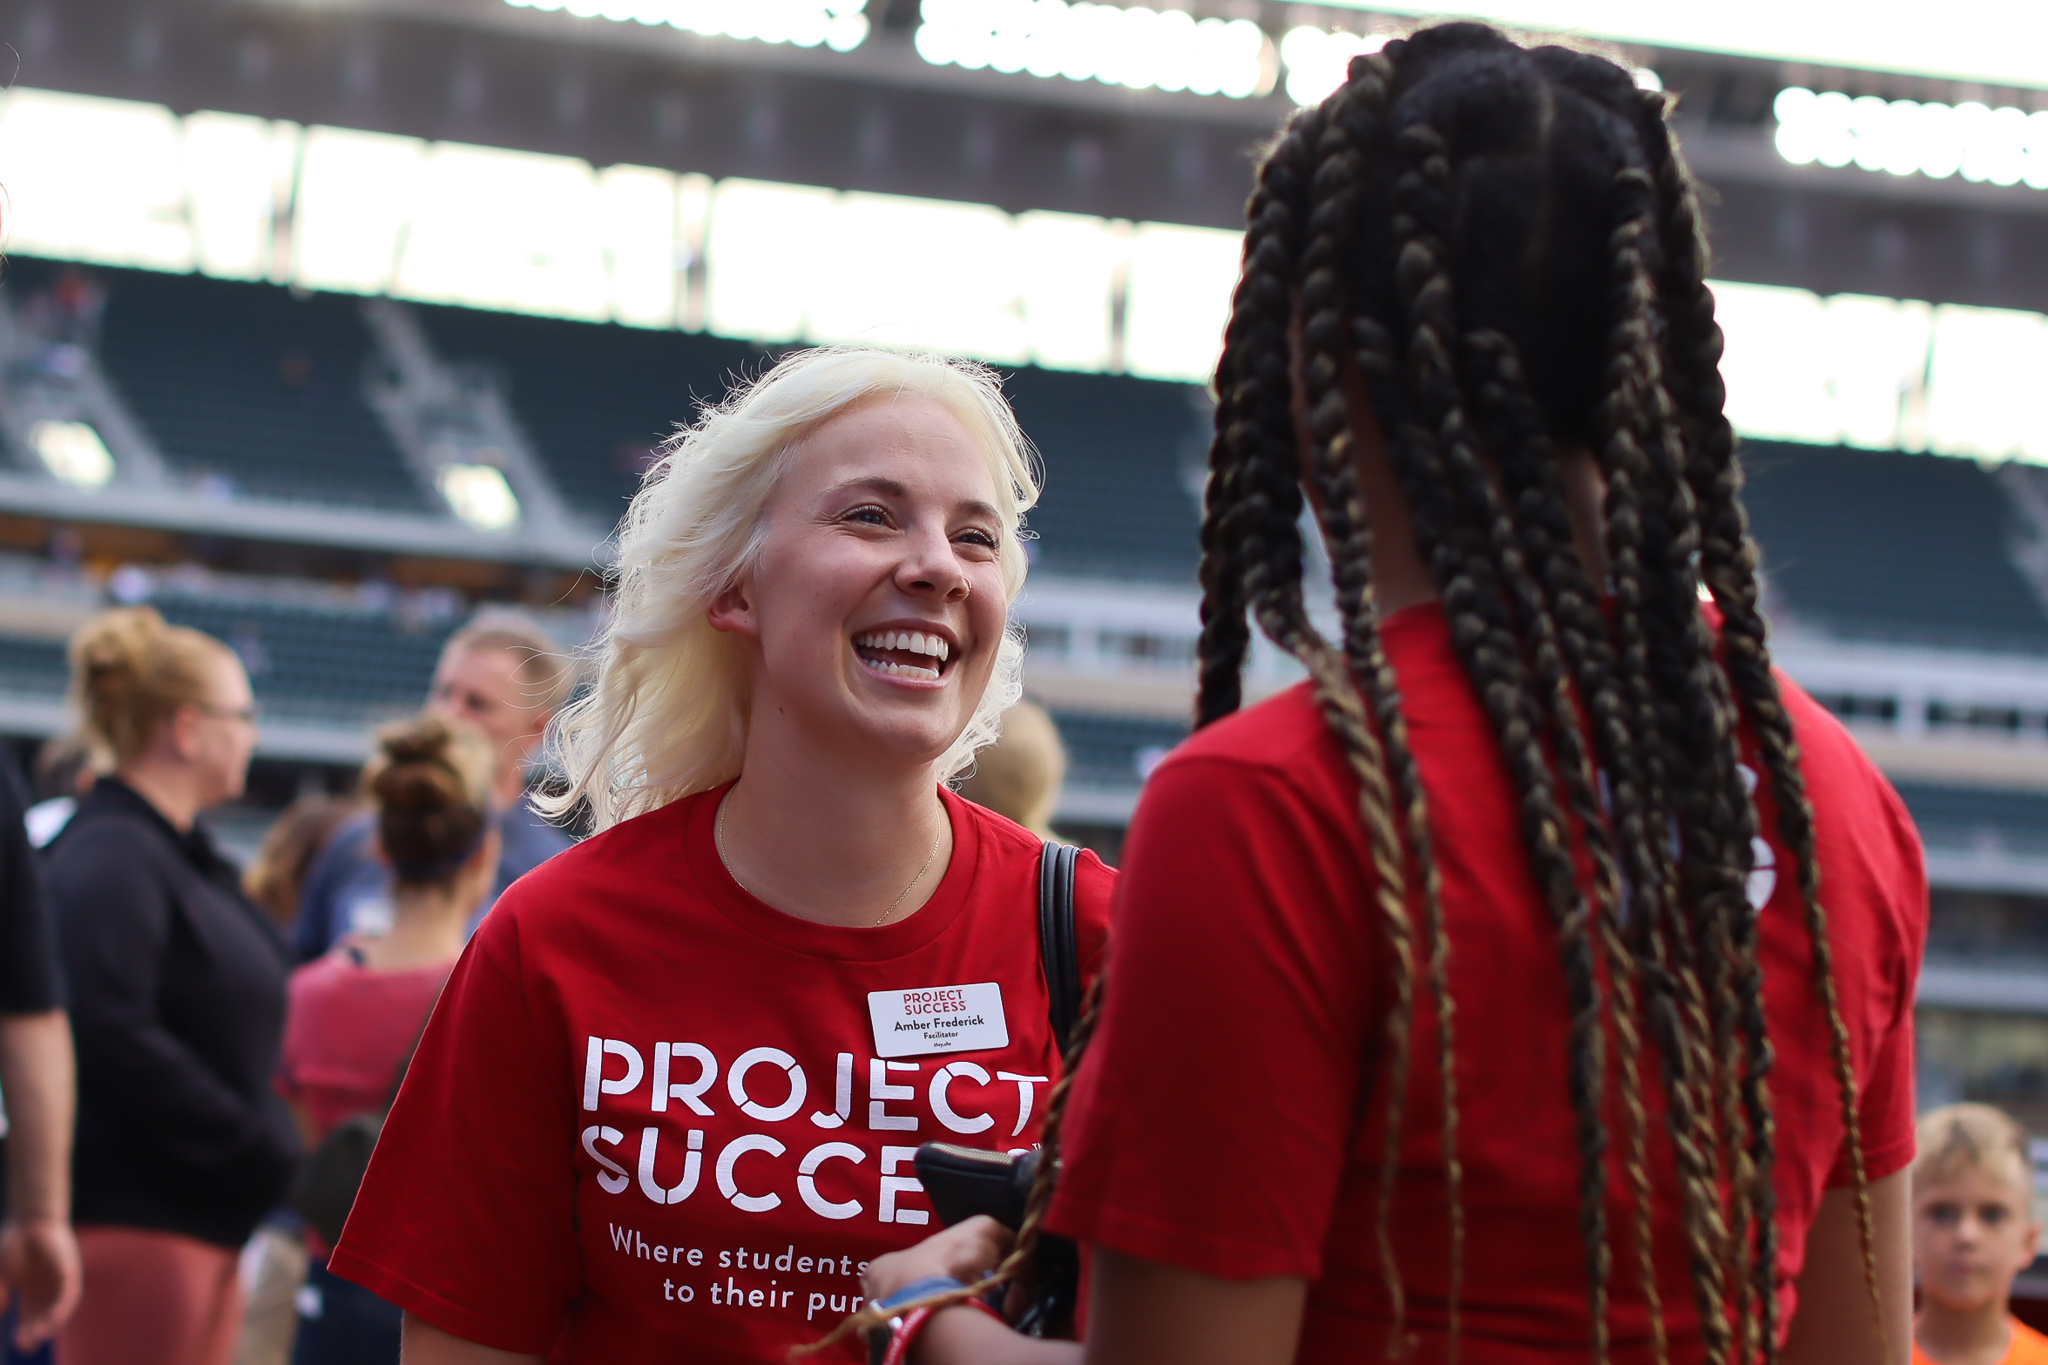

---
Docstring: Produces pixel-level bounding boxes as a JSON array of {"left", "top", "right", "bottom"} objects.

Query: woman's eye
[
  {"left": 845, "top": 505, "right": 889, "bottom": 526},
  {"left": 956, "top": 528, "right": 999, "bottom": 550}
]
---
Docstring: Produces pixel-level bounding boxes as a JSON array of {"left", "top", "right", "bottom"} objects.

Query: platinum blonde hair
[{"left": 541, "top": 347, "right": 1041, "bottom": 832}]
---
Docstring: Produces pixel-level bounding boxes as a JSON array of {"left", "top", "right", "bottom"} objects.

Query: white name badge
[{"left": 868, "top": 982, "right": 1009, "bottom": 1059}]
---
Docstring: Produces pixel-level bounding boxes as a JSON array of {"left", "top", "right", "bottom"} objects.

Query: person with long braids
[
  {"left": 857, "top": 23, "right": 1925, "bottom": 1365},
  {"left": 323, "top": 347, "right": 1112, "bottom": 1363}
]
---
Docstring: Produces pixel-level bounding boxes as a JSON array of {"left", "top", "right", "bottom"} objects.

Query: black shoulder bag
[{"left": 906, "top": 841, "right": 1084, "bottom": 1344}]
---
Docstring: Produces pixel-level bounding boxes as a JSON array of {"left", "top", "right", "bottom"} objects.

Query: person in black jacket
[{"left": 45, "top": 606, "right": 296, "bottom": 1365}]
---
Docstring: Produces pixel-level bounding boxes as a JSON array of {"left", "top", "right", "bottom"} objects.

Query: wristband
[
  {"left": 873, "top": 1276, "right": 967, "bottom": 1314},
  {"left": 880, "top": 1298, "right": 1003, "bottom": 1365},
  {"left": 867, "top": 1277, "right": 961, "bottom": 1365}
]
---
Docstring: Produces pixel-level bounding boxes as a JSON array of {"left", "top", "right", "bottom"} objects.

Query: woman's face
[
  {"left": 188, "top": 653, "right": 258, "bottom": 808},
  {"left": 711, "top": 393, "right": 1011, "bottom": 772}
]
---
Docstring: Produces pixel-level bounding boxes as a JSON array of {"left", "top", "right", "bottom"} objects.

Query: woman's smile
[{"left": 851, "top": 623, "right": 960, "bottom": 684}]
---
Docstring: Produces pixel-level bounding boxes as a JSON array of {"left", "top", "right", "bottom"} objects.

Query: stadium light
[
  {"left": 29, "top": 419, "right": 115, "bottom": 490},
  {"left": 12, "top": 87, "right": 2048, "bottom": 466},
  {"left": 436, "top": 463, "right": 522, "bottom": 531},
  {"left": 1774, "top": 86, "right": 2048, "bottom": 189},
  {"left": 1712, "top": 280, "right": 2048, "bottom": 465},
  {"left": 502, "top": 0, "right": 872, "bottom": 53},
  {"left": 1277, "top": 26, "right": 1655, "bottom": 106},
  {"left": 913, "top": 0, "right": 1273, "bottom": 99},
  {"left": 1306, "top": 1, "right": 2048, "bottom": 93},
  {"left": 1279, "top": 27, "right": 1388, "bottom": 106},
  {"left": 1122, "top": 222, "right": 1240, "bottom": 381},
  {"left": 181, "top": 113, "right": 292, "bottom": 281},
  {"left": 0, "top": 89, "right": 192, "bottom": 272},
  {"left": 705, "top": 180, "right": 1127, "bottom": 373}
]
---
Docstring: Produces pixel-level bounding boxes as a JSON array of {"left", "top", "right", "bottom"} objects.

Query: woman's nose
[{"left": 897, "top": 529, "right": 970, "bottom": 598}]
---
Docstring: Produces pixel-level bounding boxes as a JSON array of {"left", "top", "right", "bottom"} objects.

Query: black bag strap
[{"left": 1037, "top": 841, "right": 1082, "bottom": 1060}]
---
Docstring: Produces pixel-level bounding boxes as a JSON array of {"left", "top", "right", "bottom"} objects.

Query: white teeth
[
  {"left": 853, "top": 630, "right": 952, "bottom": 663},
  {"left": 861, "top": 656, "right": 940, "bottom": 681}
]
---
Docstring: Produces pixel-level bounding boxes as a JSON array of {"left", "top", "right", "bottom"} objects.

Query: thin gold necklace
[{"left": 716, "top": 795, "right": 944, "bottom": 928}]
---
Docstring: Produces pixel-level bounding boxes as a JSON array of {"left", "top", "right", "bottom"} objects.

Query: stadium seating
[
  {"left": 1742, "top": 441, "right": 2048, "bottom": 654},
  {"left": 416, "top": 304, "right": 1210, "bottom": 580},
  {"left": 151, "top": 594, "right": 453, "bottom": 723},
  {"left": 90, "top": 266, "right": 428, "bottom": 511},
  {"left": 0, "top": 635, "right": 69, "bottom": 698},
  {"left": 415, "top": 304, "right": 761, "bottom": 522},
  {"left": 1050, "top": 709, "right": 1189, "bottom": 791},
  {"left": 1005, "top": 368, "right": 1208, "bottom": 584},
  {"left": 1895, "top": 780, "right": 2048, "bottom": 858}
]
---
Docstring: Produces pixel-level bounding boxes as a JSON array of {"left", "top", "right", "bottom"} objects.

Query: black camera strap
[{"left": 1036, "top": 841, "right": 1082, "bottom": 1060}]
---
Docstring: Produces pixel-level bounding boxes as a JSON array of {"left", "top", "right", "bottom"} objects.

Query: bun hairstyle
[
  {"left": 365, "top": 714, "right": 495, "bottom": 888},
  {"left": 69, "top": 606, "right": 238, "bottom": 764}
]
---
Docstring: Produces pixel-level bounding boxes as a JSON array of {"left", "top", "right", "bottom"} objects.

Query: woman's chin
[{"left": 842, "top": 707, "right": 971, "bottom": 771}]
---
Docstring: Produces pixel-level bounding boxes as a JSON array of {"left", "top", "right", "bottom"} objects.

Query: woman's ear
[
  {"left": 706, "top": 577, "right": 760, "bottom": 638},
  {"left": 166, "top": 702, "right": 205, "bottom": 763}
]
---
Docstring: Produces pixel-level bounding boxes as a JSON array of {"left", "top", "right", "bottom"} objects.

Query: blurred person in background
[
  {"left": 243, "top": 795, "right": 358, "bottom": 933},
  {"left": 328, "top": 347, "right": 1113, "bottom": 1364},
  {"left": 23, "top": 734, "right": 94, "bottom": 849},
  {"left": 291, "top": 610, "right": 574, "bottom": 958},
  {"left": 48, "top": 607, "right": 299, "bottom": 1365},
  {"left": 231, "top": 791, "right": 360, "bottom": 1365},
  {"left": 859, "top": 24, "right": 1924, "bottom": 1365},
  {"left": 0, "top": 751, "right": 80, "bottom": 1361},
  {"left": 279, "top": 714, "right": 497, "bottom": 1365},
  {"left": 1911, "top": 1104, "right": 2048, "bottom": 1365},
  {"left": 955, "top": 698, "right": 1067, "bottom": 839}
]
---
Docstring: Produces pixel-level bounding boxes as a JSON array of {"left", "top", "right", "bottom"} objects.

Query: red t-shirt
[
  {"left": 279, "top": 948, "right": 453, "bottom": 1259},
  {"left": 329, "top": 785, "right": 1112, "bottom": 1362},
  {"left": 1047, "top": 603, "right": 1926, "bottom": 1364},
  {"left": 279, "top": 949, "right": 452, "bottom": 1142}
]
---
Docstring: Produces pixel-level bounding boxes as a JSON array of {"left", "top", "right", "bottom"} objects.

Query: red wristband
[{"left": 880, "top": 1297, "right": 1003, "bottom": 1365}]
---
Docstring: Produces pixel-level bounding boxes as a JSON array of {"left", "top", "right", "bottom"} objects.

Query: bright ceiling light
[
  {"left": 505, "top": 0, "right": 872, "bottom": 53},
  {"left": 1713, "top": 279, "right": 2048, "bottom": 465},
  {"left": 915, "top": 0, "right": 1272, "bottom": 99},
  {"left": 1775, "top": 86, "right": 2048, "bottom": 189},
  {"left": 437, "top": 463, "right": 522, "bottom": 531},
  {"left": 30, "top": 419, "right": 115, "bottom": 490},
  {"left": 1123, "top": 222, "right": 1241, "bottom": 382},
  {"left": 1279, "top": 27, "right": 1388, "bottom": 106},
  {"left": 1305, "top": 1, "right": 2048, "bottom": 93}
]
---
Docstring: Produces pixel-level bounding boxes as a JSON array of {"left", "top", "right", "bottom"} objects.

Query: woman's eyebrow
[
  {"left": 822, "top": 475, "right": 910, "bottom": 501},
  {"left": 955, "top": 498, "right": 1002, "bottom": 523}
]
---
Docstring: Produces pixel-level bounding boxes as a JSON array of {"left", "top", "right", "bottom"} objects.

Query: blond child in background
[{"left": 1914, "top": 1103, "right": 2048, "bottom": 1365}]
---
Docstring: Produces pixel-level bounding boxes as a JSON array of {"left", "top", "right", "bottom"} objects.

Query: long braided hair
[
  {"left": 1186, "top": 23, "right": 1872, "bottom": 1362},
  {"left": 809, "top": 23, "right": 1879, "bottom": 1365}
]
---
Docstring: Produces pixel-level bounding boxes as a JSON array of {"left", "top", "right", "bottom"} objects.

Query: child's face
[{"left": 1914, "top": 1162, "right": 2042, "bottom": 1313}]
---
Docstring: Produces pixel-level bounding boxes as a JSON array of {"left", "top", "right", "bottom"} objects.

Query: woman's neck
[
  {"left": 716, "top": 722, "right": 952, "bottom": 930},
  {"left": 1915, "top": 1297, "right": 2013, "bottom": 1365},
  {"left": 114, "top": 761, "right": 201, "bottom": 833},
  {"left": 358, "top": 884, "right": 470, "bottom": 970}
]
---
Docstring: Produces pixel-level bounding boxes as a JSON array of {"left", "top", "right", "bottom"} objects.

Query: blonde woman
[
  {"left": 47, "top": 607, "right": 295, "bottom": 1365},
  {"left": 331, "top": 348, "right": 1114, "bottom": 1364}
]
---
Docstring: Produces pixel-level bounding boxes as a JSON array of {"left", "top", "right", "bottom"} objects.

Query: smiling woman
[{"left": 323, "top": 347, "right": 1114, "bottom": 1365}]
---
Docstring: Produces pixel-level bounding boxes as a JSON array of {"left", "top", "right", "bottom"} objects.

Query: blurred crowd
[{"left": 0, "top": 591, "right": 1076, "bottom": 1365}]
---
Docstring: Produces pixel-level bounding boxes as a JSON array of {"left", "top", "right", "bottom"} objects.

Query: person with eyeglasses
[{"left": 45, "top": 606, "right": 299, "bottom": 1365}]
